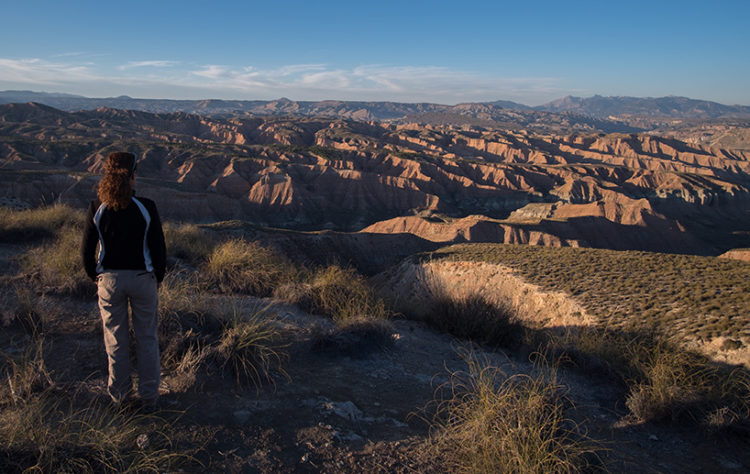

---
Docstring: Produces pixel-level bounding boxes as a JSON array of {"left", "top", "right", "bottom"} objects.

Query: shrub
[
  {"left": 426, "top": 347, "right": 600, "bottom": 473},
  {"left": 202, "top": 239, "right": 298, "bottom": 296}
]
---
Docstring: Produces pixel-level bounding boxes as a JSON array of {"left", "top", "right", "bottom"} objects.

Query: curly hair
[{"left": 97, "top": 152, "right": 136, "bottom": 211}]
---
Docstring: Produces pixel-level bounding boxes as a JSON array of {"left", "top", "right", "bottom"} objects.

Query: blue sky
[{"left": 1, "top": 0, "right": 748, "bottom": 105}]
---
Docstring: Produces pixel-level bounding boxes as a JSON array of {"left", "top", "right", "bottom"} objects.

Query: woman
[{"left": 81, "top": 151, "right": 166, "bottom": 411}]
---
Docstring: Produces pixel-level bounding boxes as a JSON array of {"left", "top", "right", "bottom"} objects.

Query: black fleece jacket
[{"left": 81, "top": 196, "right": 167, "bottom": 282}]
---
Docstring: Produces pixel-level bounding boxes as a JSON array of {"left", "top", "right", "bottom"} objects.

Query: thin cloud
[
  {"left": 192, "top": 65, "right": 230, "bottom": 79},
  {"left": 0, "top": 57, "right": 99, "bottom": 85},
  {"left": 0, "top": 56, "right": 566, "bottom": 104},
  {"left": 118, "top": 60, "right": 180, "bottom": 70}
]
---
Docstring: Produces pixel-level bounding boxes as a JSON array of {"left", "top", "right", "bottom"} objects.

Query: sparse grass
[
  {"left": 21, "top": 224, "right": 94, "bottom": 297},
  {"left": 0, "top": 393, "right": 196, "bottom": 473},
  {"left": 202, "top": 239, "right": 299, "bottom": 296},
  {"left": 277, "top": 265, "right": 391, "bottom": 326},
  {"left": 426, "top": 347, "right": 600, "bottom": 473},
  {"left": 0, "top": 284, "right": 44, "bottom": 335},
  {"left": 216, "top": 304, "right": 289, "bottom": 387},
  {"left": 0, "top": 335, "right": 198, "bottom": 472},
  {"left": 0, "top": 203, "right": 83, "bottom": 242},
  {"left": 0, "top": 338, "right": 53, "bottom": 408}
]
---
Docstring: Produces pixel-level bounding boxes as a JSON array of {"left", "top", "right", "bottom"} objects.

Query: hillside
[{"left": 2, "top": 103, "right": 750, "bottom": 255}]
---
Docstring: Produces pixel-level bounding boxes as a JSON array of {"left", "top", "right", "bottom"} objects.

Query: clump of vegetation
[
  {"left": 164, "top": 222, "right": 215, "bottom": 266},
  {"left": 215, "top": 305, "right": 289, "bottom": 387},
  {"left": 202, "top": 239, "right": 299, "bottom": 296},
  {"left": 426, "top": 348, "right": 600, "bottom": 473},
  {"left": 553, "top": 329, "right": 750, "bottom": 429},
  {"left": 0, "top": 203, "right": 83, "bottom": 241},
  {"left": 623, "top": 340, "right": 750, "bottom": 427},
  {"left": 158, "top": 272, "right": 291, "bottom": 391},
  {"left": 0, "top": 338, "right": 53, "bottom": 408},
  {"left": 415, "top": 243, "right": 750, "bottom": 431},
  {"left": 277, "top": 265, "right": 391, "bottom": 325}
]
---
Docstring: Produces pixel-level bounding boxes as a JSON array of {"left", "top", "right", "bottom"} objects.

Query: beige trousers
[{"left": 97, "top": 270, "right": 160, "bottom": 401}]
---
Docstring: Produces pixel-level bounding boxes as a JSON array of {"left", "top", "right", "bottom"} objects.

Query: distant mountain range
[{"left": 1, "top": 90, "right": 749, "bottom": 125}]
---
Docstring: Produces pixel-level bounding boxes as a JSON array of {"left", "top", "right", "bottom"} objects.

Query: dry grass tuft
[
  {"left": 556, "top": 329, "right": 750, "bottom": 429},
  {"left": 0, "top": 338, "right": 53, "bottom": 408},
  {"left": 426, "top": 347, "right": 600, "bottom": 473},
  {"left": 164, "top": 222, "right": 215, "bottom": 266},
  {"left": 216, "top": 304, "right": 290, "bottom": 387},
  {"left": 277, "top": 265, "right": 391, "bottom": 326},
  {"left": 203, "top": 239, "right": 298, "bottom": 296},
  {"left": 623, "top": 340, "right": 750, "bottom": 427},
  {"left": 0, "top": 284, "right": 44, "bottom": 335}
]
